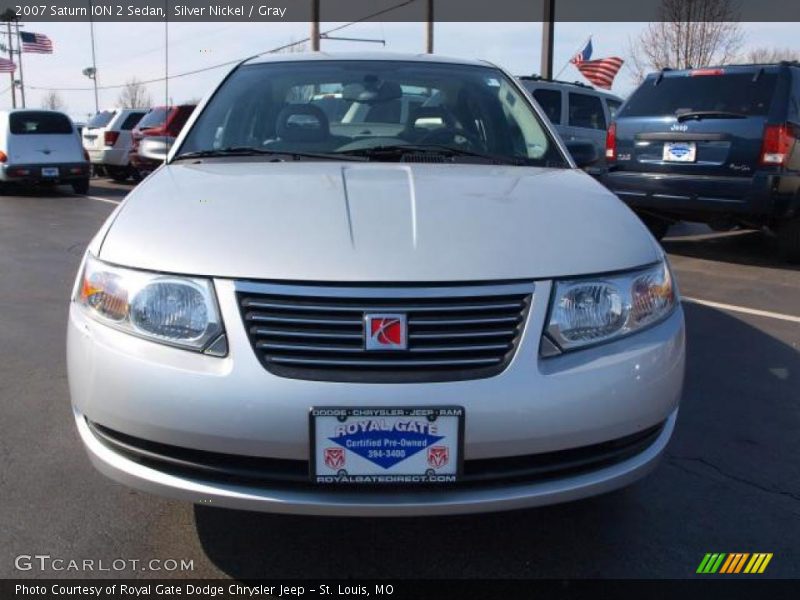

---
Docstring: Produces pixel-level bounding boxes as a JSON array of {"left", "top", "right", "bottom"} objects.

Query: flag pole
[
  {"left": 553, "top": 34, "right": 591, "bottom": 81},
  {"left": 14, "top": 20, "right": 24, "bottom": 108}
]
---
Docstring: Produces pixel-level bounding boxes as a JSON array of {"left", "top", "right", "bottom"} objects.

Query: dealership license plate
[
  {"left": 662, "top": 141, "right": 696, "bottom": 162},
  {"left": 41, "top": 167, "right": 59, "bottom": 178},
  {"left": 310, "top": 407, "right": 463, "bottom": 484}
]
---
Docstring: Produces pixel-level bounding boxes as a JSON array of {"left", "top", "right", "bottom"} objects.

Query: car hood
[{"left": 99, "top": 162, "right": 659, "bottom": 281}]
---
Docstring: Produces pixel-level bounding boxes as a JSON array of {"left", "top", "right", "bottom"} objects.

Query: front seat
[{"left": 270, "top": 104, "right": 332, "bottom": 150}]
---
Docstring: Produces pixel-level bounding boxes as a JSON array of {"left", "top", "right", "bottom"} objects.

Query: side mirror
[
  {"left": 139, "top": 136, "right": 174, "bottom": 163},
  {"left": 565, "top": 140, "right": 600, "bottom": 168}
]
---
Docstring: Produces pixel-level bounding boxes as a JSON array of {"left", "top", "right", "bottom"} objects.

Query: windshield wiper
[
  {"left": 675, "top": 110, "right": 747, "bottom": 122},
  {"left": 172, "top": 147, "right": 366, "bottom": 162},
  {"left": 340, "top": 144, "right": 528, "bottom": 166}
]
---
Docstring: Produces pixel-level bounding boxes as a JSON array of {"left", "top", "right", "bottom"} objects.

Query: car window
[
  {"left": 120, "top": 112, "right": 145, "bottom": 130},
  {"left": 568, "top": 93, "right": 606, "bottom": 130},
  {"left": 179, "top": 60, "right": 568, "bottom": 168},
  {"left": 606, "top": 98, "right": 622, "bottom": 119},
  {"left": 620, "top": 72, "right": 778, "bottom": 118},
  {"left": 86, "top": 110, "right": 115, "bottom": 128},
  {"left": 137, "top": 107, "right": 169, "bottom": 129},
  {"left": 532, "top": 89, "right": 562, "bottom": 124},
  {"left": 10, "top": 111, "right": 73, "bottom": 134}
]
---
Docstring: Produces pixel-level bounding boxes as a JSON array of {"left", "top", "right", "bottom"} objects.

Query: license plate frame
[
  {"left": 662, "top": 141, "right": 697, "bottom": 162},
  {"left": 310, "top": 406, "right": 464, "bottom": 485},
  {"left": 41, "top": 167, "right": 59, "bottom": 178}
]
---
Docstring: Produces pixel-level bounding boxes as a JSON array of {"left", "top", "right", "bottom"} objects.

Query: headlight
[
  {"left": 76, "top": 254, "right": 225, "bottom": 353},
  {"left": 544, "top": 260, "right": 676, "bottom": 354}
]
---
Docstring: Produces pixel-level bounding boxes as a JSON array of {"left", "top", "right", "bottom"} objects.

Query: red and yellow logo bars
[{"left": 696, "top": 553, "right": 773, "bottom": 574}]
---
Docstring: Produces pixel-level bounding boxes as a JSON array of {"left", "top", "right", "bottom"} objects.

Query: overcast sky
[{"left": 2, "top": 21, "right": 796, "bottom": 119}]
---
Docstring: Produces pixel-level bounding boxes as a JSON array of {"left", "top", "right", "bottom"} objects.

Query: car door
[{"left": 563, "top": 92, "right": 607, "bottom": 156}]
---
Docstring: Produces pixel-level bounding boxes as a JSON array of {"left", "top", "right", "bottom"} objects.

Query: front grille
[
  {"left": 86, "top": 419, "right": 665, "bottom": 490},
  {"left": 236, "top": 282, "right": 533, "bottom": 383}
]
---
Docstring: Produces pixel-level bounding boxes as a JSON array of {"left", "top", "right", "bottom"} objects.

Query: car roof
[
  {"left": 244, "top": 51, "right": 491, "bottom": 68},
  {"left": 644, "top": 62, "right": 797, "bottom": 79},
  {"left": 0, "top": 108, "right": 71, "bottom": 117},
  {"left": 517, "top": 77, "right": 624, "bottom": 102}
]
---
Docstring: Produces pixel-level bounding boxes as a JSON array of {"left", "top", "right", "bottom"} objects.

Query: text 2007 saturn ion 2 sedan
[{"left": 67, "top": 53, "right": 684, "bottom": 516}]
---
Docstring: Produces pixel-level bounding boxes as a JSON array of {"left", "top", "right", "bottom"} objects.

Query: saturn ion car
[{"left": 67, "top": 53, "right": 685, "bottom": 516}]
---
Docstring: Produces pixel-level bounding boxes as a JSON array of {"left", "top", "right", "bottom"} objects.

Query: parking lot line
[
  {"left": 683, "top": 296, "right": 800, "bottom": 324},
  {"left": 78, "top": 195, "right": 121, "bottom": 205}
]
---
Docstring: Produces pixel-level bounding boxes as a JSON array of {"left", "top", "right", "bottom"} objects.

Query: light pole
[
  {"left": 88, "top": 0, "right": 99, "bottom": 112},
  {"left": 540, "top": 0, "right": 555, "bottom": 79},
  {"left": 311, "top": 0, "right": 320, "bottom": 51}
]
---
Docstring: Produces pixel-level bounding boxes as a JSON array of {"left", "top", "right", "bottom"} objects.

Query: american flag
[
  {"left": 571, "top": 38, "right": 593, "bottom": 64},
  {"left": 0, "top": 57, "right": 16, "bottom": 73},
  {"left": 569, "top": 39, "right": 623, "bottom": 89},
  {"left": 573, "top": 57, "right": 624, "bottom": 89},
  {"left": 20, "top": 31, "right": 53, "bottom": 54}
]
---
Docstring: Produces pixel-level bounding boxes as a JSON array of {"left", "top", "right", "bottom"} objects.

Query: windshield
[
  {"left": 620, "top": 72, "right": 778, "bottom": 118},
  {"left": 177, "top": 60, "right": 567, "bottom": 167},
  {"left": 10, "top": 111, "right": 73, "bottom": 135},
  {"left": 138, "top": 107, "right": 169, "bottom": 129},
  {"left": 86, "top": 110, "right": 115, "bottom": 128}
]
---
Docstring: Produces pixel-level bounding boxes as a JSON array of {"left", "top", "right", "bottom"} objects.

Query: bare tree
[
  {"left": 627, "top": 0, "right": 744, "bottom": 83},
  {"left": 41, "top": 90, "right": 65, "bottom": 111},
  {"left": 741, "top": 47, "right": 797, "bottom": 64},
  {"left": 117, "top": 78, "right": 152, "bottom": 109}
]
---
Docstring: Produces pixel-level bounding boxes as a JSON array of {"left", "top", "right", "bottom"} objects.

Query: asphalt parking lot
[{"left": 1, "top": 179, "right": 798, "bottom": 579}]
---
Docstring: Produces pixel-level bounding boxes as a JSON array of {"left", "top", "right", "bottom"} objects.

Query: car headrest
[
  {"left": 276, "top": 104, "right": 330, "bottom": 143},
  {"left": 405, "top": 106, "right": 455, "bottom": 130}
]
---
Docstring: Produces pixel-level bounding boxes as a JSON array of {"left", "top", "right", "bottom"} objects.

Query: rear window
[
  {"left": 137, "top": 108, "right": 168, "bottom": 129},
  {"left": 10, "top": 111, "right": 73, "bottom": 135},
  {"left": 87, "top": 110, "right": 115, "bottom": 128},
  {"left": 606, "top": 98, "right": 622, "bottom": 119},
  {"left": 120, "top": 112, "right": 145, "bottom": 130},
  {"left": 568, "top": 93, "right": 606, "bottom": 130},
  {"left": 620, "top": 72, "right": 778, "bottom": 118},
  {"left": 532, "top": 89, "right": 562, "bottom": 124}
]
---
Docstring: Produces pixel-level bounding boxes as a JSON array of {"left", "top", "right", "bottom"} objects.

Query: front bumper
[{"left": 68, "top": 278, "right": 685, "bottom": 516}]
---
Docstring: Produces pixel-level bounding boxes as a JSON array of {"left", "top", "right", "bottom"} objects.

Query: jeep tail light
[
  {"left": 690, "top": 68, "right": 724, "bottom": 77},
  {"left": 82, "top": 148, "right": 90, "bottom": 161},
  {"left": 605, "top": 122, "right": 617, "bottom": 160},
  {"left": 0, "top": 150, "right": 6, "bottom": 163},
  {"left": 760, "top": 124, "right": 793, "bottom": 166},
  {"left": 104, "top": 131, "right": 120, "bottom": 147}
]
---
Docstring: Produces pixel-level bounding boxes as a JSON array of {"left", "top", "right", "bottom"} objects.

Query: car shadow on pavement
[
  {"left": 663, "top": 229, "right": 799, "bottom": 271},
  {"left": 193, "top": 303, "right": 800, "bottom": 578}
]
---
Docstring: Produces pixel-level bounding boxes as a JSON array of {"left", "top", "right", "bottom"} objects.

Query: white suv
[{"left": 82, "top": 108, "right": 147, "bottom": 181}]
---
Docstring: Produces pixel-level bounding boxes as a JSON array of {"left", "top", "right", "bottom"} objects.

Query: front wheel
[
  {"left": 638, "top": 214, "right": 672, "bottom": 241},
  {"left": 71, "top": 179, "right": 90, "bottom": 195},
  {"left": 777, "top": 218, "right": 800, "bottom": 263},
  {"left": 106, "top": 166, "right": 130, "bottom": 182}
]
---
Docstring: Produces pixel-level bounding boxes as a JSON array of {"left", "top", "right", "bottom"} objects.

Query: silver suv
[
  {"left": 519, "top": 76, "right": 622, "bottom": 169},
  {"left": 68, "top": 53, "right": 684, "bottom": 516}
]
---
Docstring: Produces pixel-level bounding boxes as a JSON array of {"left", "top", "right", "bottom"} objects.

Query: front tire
[
  {"left": 777, "top": 218, "right": 800, "bottom": 263},
  {"left": 106, "top": 166, "right": 130, "bottom": 182},
  {"left": 639, "top": 214, "right": 672, "bottom": 241},
  {"left": 71, "top": 179, "right": 90, "bottom": 195}
]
